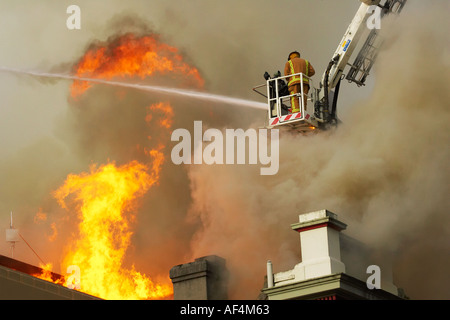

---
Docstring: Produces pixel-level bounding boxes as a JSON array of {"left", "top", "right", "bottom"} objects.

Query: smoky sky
[{"left": 0, "top": 0, "right": 449, "bottom": 300}]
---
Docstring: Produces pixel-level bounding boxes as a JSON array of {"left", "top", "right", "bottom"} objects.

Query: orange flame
[
  {"left": 146, "top": 102, "right": 174, "bottom": 129},
  {"left": 32, "top": 263, "right": 66, "bottom": 286},
  {"left": 38, "top": 32, "right": 200, "bottom": 299},
  {"left": 53, "top": 153, "right": 172, "bottom": 299},
  {"left": 34, "top": 209, "right": 58, "bottom": 241},
  {"left": 34, "top": 208, "right": 47, "bottom": 224},
  {"left": 71, "top": 33, "right": 204, "bottom": 98}
]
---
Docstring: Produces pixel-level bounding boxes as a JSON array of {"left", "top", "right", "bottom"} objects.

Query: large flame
[
  {"left": 33, "top": 32, "right": 203, "bottom": 299},
  {"left": 53, "top": 155, "right": 172, "bottom": 300},
  {"left": 70, "top": 33, "right": 204, "bottom": 98}
]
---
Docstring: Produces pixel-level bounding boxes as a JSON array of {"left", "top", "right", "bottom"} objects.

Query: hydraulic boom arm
[
  {"left": 323, "top": 0, "right": 382, "bottom": 90},
  {"left": 317, "top": 0, "right": 407, "bottom": 124}
]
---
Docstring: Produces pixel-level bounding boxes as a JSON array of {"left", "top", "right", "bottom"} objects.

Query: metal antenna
[
  {"left": 5, "top": 211, "right": 46, "bottom": 265},
  {"left": 10, "top": 211, "right": 13, "bottom": 258},
  {"left": 6, "top": 211, "right": 20, "bottom": 258}
]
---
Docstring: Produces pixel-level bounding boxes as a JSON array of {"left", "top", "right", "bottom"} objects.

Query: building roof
[
  {"left": 261, "top": 272, "right": 404, "bottom": 300},
  {"left": 0, "top": 254, "right": 100, "bottom": 300}
]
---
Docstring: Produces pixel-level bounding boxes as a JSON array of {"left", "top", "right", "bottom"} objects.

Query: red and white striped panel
[{"left": 269, "top": 112, "right": 304, "bottom": 126}]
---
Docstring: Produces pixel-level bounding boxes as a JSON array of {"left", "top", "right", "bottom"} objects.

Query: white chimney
[
  {"left": 263, "top": 209, "right": 403, "bottom": 300},
  {"left": 292, "top": 209, "right": 347, "bottom": 279},
  {"left": 272, "top": 210, "right": 347, "bottom": 285}
]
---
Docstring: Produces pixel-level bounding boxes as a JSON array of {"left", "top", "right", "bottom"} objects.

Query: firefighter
[{"left": 284, "top": 51, "right": 315, "bottom": 113}]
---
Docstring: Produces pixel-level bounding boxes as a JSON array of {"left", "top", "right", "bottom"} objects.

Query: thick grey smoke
[
  {"left": 184, "top": 4, "right": 450, "bottom": 299},
  {"left": 0, "top": 0, "right": 448, "bottom": 300}
]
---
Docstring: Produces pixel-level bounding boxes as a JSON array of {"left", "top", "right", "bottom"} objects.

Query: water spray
[{"left": 0, "top": 67, "right": 267, "bottom": 110}]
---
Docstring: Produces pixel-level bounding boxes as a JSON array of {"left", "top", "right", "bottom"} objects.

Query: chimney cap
[{"left": 291, "top": 209, "right": 347, "bottom": 233}]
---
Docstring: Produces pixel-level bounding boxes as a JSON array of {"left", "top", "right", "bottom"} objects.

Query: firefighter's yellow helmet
[{"left": 288, "top": 51, "right": 301, "bottom": 61}]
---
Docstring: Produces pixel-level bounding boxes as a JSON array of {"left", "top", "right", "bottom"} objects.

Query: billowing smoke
[
  {"left": 0, "top": 0, "right": 448, "bottom": 300},
  {"left": 183, "top": 4, "right": 450, "bottom": 299}
]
